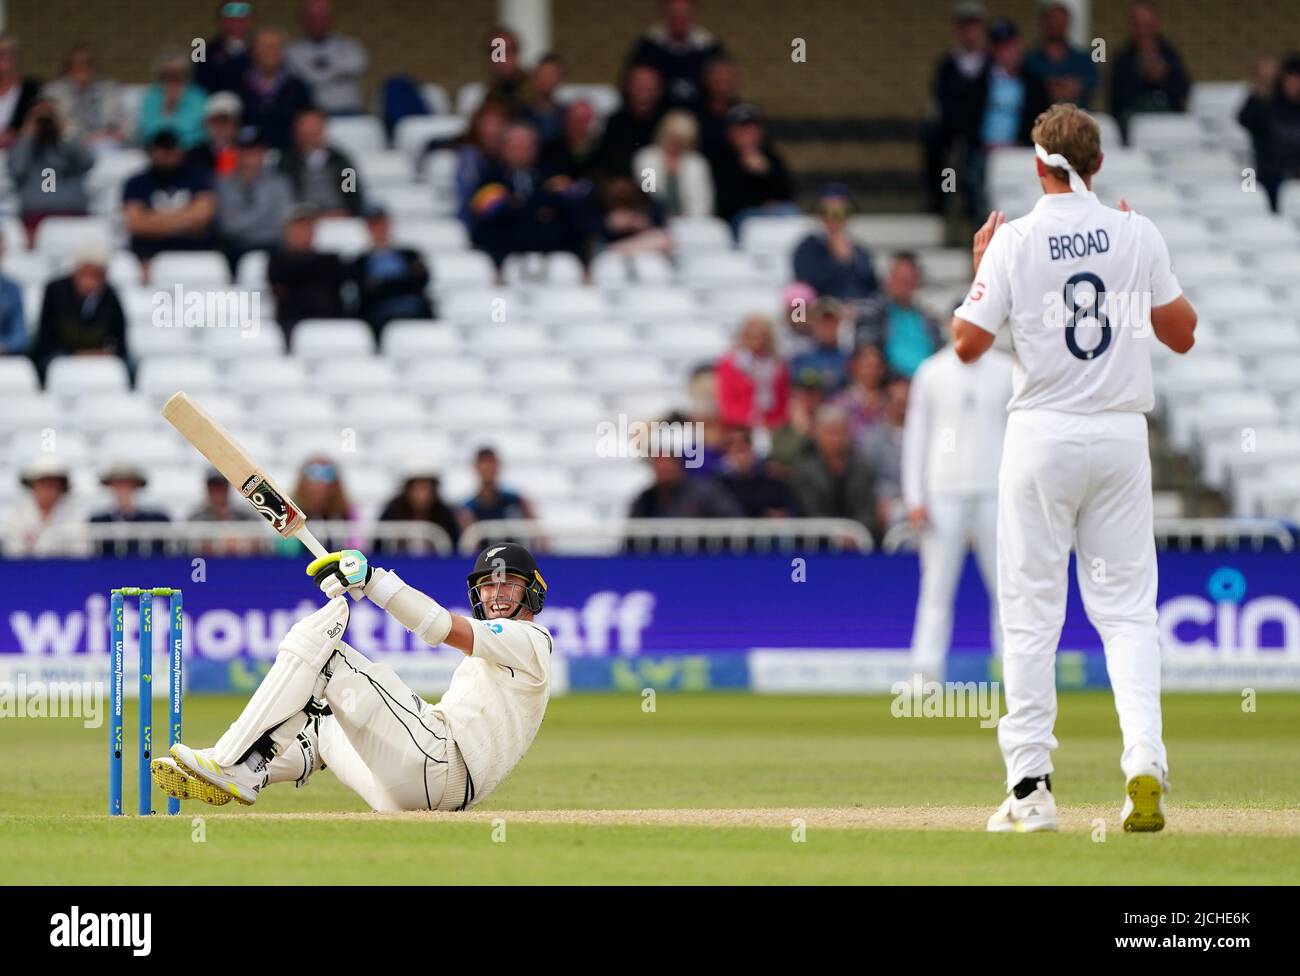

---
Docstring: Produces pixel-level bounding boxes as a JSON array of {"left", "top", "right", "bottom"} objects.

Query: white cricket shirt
[
  {"left": 433, "top": 617, "right": 552, "bottom": 807},
  {"left": 954, "top": 190, "right": 1182, "bottom": 414},
  {"left": 901, "top": 345, "right": 1013, "bottom": 508}
]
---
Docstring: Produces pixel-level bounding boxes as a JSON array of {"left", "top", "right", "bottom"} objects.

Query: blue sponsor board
[{"left": 1, "top": 552, "right": 1297, "bottom": 690}]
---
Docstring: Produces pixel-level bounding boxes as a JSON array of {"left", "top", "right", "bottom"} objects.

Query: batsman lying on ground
[{"left": 151, "top": 543, "right": 553, "bottom": 812}]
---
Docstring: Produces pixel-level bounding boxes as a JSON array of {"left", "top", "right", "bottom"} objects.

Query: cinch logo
[
  {"left": 50, "top": 907, "right": 151, "bottom": 956},
  {"left": 1159, "top": 568, "right": 1300, "bottom": 656},
  {"left": 486, "top": 622, "right": 504, "bottom": 634}
]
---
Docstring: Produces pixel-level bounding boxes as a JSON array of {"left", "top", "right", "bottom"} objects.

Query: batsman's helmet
[{"left": 467, "top": 542, "right": 547, "bottom": 620}]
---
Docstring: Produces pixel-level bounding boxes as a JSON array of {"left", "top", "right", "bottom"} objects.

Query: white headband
[{"left": 1035, "top": 143, "right": 1088, "bottom": 193}]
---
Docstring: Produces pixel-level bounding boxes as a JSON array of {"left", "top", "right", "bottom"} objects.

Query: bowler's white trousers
[
  {"left": 910, "top": 493, "right": 1000, "bottom": 681},
  {"left": 995, "top": 409, "right": 1166, "bottom": 788}
]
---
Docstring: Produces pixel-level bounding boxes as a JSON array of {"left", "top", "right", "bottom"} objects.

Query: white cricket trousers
[
  {"left": 910, "top": 493, "right": 1000, "bottom": 681},
  {"left": 995, "top": 409, "right": 1165, "bottom": 788},
  {"left": 319, "top": 644, "right": 471, "bottom": 812}
]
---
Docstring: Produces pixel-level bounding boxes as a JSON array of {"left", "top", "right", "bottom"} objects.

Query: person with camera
[{"left": 7, "top": 96, "right": 92, "bottom": 243}]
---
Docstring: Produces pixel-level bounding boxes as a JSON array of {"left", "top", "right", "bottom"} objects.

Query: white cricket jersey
[
  {"left": 901, "top": 345, "right": 1012, "bottom": 508},
  {"left": 953, "top": 190, "right": 1182, "bottom": 414},
  {"left": 433, "top": 617, "right": 552, "bottom": 807}
]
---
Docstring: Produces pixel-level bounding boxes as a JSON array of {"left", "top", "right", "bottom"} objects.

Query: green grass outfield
[{"left": 1, "top": 692, "right": 1297, "bottom": 884}]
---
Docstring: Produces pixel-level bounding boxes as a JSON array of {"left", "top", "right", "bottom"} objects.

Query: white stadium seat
[
  {"left": 614, "top": 286, "right": 698, "bottom": 322},
  {"left": 681, "top": 251, "right": 765, "bottom": 288},
  {"left": 848, "top": 214, "right": 944, "bottom": 249},
  {"left": 136, "top": 357, "right": 220, "bottom": 398},
  {"left": 291, "top": 320, "right": 375, "bottom": 358},
  {"left": 254, "top": 393, "right": 337, "bottom": 431},
  {"left": 236, "top": 250, "right": 270, "bottom": 288},
  {"left": 738, "top": 215, "right": 816, "bottom": 261},
  {"left": 0, "top": 357, "right": 40, "bottom": 394},
  {"left": 430, "top": 392, "right": 516, "bottom": 428},
  {"left": 496, "top": 359, "right": 578, "bottom": 390},
  {"left": 518, "top": 392, "right": 604, "bottom": 426},
  {"left": 394, "top": 115, "right": 468, "bottom": 159},
  {"left": 353, "top": 150, "right": 416, "bottom": 186},
  {"left": 382, "top": 320, "right": 464, "bottom": 358},
  {"left": 313, "top": 217, "right": 371, "bottom": 256},
  {"left": 340, "top": 392, "right": 425, "bottom": 431},
  {"left": 225, "top": 357, "right": 310, "bottom": 396},
  {"left": 530, "top": 286, "right": 609, "bottom": 323},
  {"left": 419, "top": 84, "right": 452, "bottom": 116},
  {"left": 199, "top": 322, "right": 286, "bottom": 360},
  {"left": 0, "top": 394, "right": 60, "bottom": 432},
  {"left": 33, "top": 216, "right": 113, "bottom": 258},
  {"left": 455, "top": 82, "right": 486, "bottom": 118},
  {"left": 317, "top": 358, "right": 399, "bottom": 393},
  {"left": 325, "top": 116, "right": 386, "bottom": 157},
  {"left": 392, "top": 218, "right": 469, "bottom": 253},
  {"left": 370, "top": 185, "right": 440, "bottom": 220},
  {"left": 149, "top": 251, "right": 230, "bottom": 288},
  {"left": 669, "top": 215, "right": 732, "bottom": 252},
  {"left": 1129, "top": 115, "right": 1208, "bottom": 151},
  {"left": 431, "top": 251, "right": 495, "bottom": 289},
  {"left": 502, "top": 251, "right": 585, "bottom": 285},
  {"left": 45, "top": 356, "right": 131, "bottom": 397},
  {"left": 555, "top": 83, "right": 621, "bottom": 118}
]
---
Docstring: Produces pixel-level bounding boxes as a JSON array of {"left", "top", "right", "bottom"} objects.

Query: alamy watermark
[
  {"left": 890, "top": 676, "right": 1001, "bottom": 728},
  {"left": 0, "top": 678, "right": 104, "bottom": 727},
  {"left": 596, "top": 414, "right": 705, "bottom": 468}
]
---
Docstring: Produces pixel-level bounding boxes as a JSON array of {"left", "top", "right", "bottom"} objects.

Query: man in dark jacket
[
  {"left": 238, "top": 28, "right": 312, "bottom": 150},
  {"left": 349, "top": 205, "right": 432, "bottom": 335},
  {"left": 921, "top": 2, "right": 989, "bottom": 214},
  {"left": 194, "top": 1, "right": 254, "bottom": 94},
  {"left": 1109, "top": 1, "right": 1191, "bottom": 143},
  {"left": 122, "top": 129, "right": 218, "bottom": 260},
  {"left": 267, "top": 205, "right": 345, "bottom": 332},
  {"left": 278, "top": 107, "right": 365, "bottom": 215},
  {"left": 712, "top": 103, "right": 795, "bottom": 230},
  {"left": 1238, "top": 54, "right": 1300, "bottom": 212},
  {"left": 624, "top": 0, "right": 726, "bottom": 109},
  {"left": 792, "top": 185, "right": 878, "bottom": 306},
  {"left": 31, "top": 244, "right": 127, "bottom": 379},
  {"left": 596, "top": 63, "right": 665, "bottom": 178},
  {"left": 714, "top": 426, "right": 799, "bottom": 518},
  {"left": 90, "top": 463, "right": 171, "bottom": 557}
]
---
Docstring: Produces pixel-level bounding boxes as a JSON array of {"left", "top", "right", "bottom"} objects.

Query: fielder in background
[
  {"left": 950, "top": 103, "right": 1198, "bottom": 834},
  {"left": 151, "top": 543, "right": 552, "bottom": 812},
  {"left": 901, "top": 322, "right": 1012, "bottom": 683}
]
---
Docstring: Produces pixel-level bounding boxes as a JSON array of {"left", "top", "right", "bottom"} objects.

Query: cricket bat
[{"left": 161, "top": 392, "right": 330, "bottom": 560}]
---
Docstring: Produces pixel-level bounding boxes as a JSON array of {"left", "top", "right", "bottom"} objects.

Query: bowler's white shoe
[
  {"left": 1121, "top": 752, "right": 1167, "bottom": 833},
  {"left": 170, "top": 742, "right": 267, "bottom": 807},
  {"left": 987, "top": 781, "right": 1059, "bottom": 833}
]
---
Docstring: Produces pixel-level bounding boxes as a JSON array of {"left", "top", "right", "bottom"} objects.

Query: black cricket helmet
[{"left": 467, "top": 542, "right": 547, "bottom": 620}]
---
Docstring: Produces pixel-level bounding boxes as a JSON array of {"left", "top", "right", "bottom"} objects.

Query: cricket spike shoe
[
  {"left": 1121, "top": 751, "right": 1168, "bottom": 833},
  {"left": 987, "top": 776, "right": 1059, "bottom": 833},
  {"left": 170, "top": 742, "right": 268, "bottom": 807},
  {"left": 150, "top": 756, "right": 233, "bottom": 806}
]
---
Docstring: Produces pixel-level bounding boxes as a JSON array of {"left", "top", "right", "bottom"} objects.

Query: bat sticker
[{"left": 241, "top": 477, "right": 300, "bottom": 533}]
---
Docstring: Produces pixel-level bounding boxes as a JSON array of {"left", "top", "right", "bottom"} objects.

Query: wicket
[{"left": 109, "top": 587, "right": 183, "bottom": 816}]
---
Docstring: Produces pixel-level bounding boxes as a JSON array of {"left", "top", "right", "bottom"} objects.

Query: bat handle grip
[{"left": 296, "top": 527, "right": 331, "bottom": 561}]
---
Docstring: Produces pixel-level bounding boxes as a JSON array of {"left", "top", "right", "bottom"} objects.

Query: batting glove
[{"left": 307, "top": 550, "right": 373, "bottom": 600}]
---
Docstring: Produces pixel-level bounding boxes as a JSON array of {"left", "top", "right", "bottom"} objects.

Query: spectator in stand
[
  {"left": 634, "top": 109, "right": 714, "bottom": 217},
  {"left": 855, "top": 253, "right": 943, "bottom": 377},
  {"left": 715, "top": 315, "right": 790, "bottom": 430},
  {"left": 138, "top": 48, "right": 208, "bottom": 149},
  {"left": 1238, "top": 54, "right": 1300, "bottom": 213},
  {"left": 42, "top": 44, "right": 125, "bottom": 153},
  {"left": 713, "top": 103, "right": 796, "bottom": 232},
  {"left": 467, "top": 121, "right": 588, "bottom": 265},
  {"left": 278, "top": 106, "right": 365, "bottom": 216},
  {"left": 349, "top": 204, "right": 433, "bottom": 335},
  {"left": 768, "top": 371, "right": 825, "bottom": 476},
  {"left": 714, "top": 426, "right": 800, "bottom": 518},
  {"left": 267, "top": 205, "right": 346, "bottom": 331},
  {"left": 287, "top": 456, "right": 357, "bottom": 553},
  {"left": 190, "top": 467, "right": 257, "bottom": 555},
  {"left": 90, "top": 462, "right": 171, "bottom": 557},
  {"left": 216, "top": 125, "right": 293, "bottom": 270},
  {"left": 122, "top": 130, "right": 217, "bottom": 261},
  {"left": 482, "top": 26, "right": 528, "bottom": 116},
  {"left": 857, "top": 376, "right": 910, "bottom": 532},
  {"left": 453, "top": 98, "right": 509, "bottom": 221},
  {"left": 187, "top": 91, "right": 243, "bottom": 177},
  {"left": 540, "top": 99, "right": 600, "bottom": 183},
  {"left": 1109, "top": 1, "right": 1190, "bottom": 142},
  {"left": 600, "top": 174, "right": 670, "bottom": 254},
  {"left": 694, "top": 54, "right": 740, "bottom": 166},
  {"left": 792, "top": 184, "right": 878, "bottom": 305},
  {"left": 834, "top": 342, "right": 889, "bottom": 442},
  {"left": 525, "top": 53, "right": 566, "bottom": 148},
  {"left": 286, "top": 0, "right": 368, "bottom": 115},
  {"left": 31, "top": 242, "right": 126, "bottom": 380},
  {"left": 460, "top": 448, "right": 537, "bottom": 527},
  {"left": 0, "top": 34, "right": 41, "bottom": 149},
  {"left": 779, "top": 281, "right": 818, "bottom": 358},
  {"left": 628, "top": 453, "right": 743, "bottom": 522},
  {"left": 1024, "top": 0, "right": 1098, "bottom": 109},
  {"left": 8, "top": 98, "right": 93, "bottom": 242},
  {"left": 597, "top": 63, "right": 665, "bottom": 178},
  {"left": 978, "top": 19, "right": 1048, "bottom": 152},
  {"left": 790, "top": 298, "right": 850, "bottom": 393},
  {"left": 921, "top": 2, "right": 989, "bottom": 215},
  {"left": 194, "top": 1, "right": 255, "bottom": 94},
  {"left": 376, "top": 464, "right": 461, "bottom": 554},
  {"left": 626, "top": 0, "right": 726, "bottom": 109},
  {"left": 1, "top": 457, "right": 87, "bottom": 558},
  {"left": 239, "top": 28, "right": 313, "bottom": 150},
  {"left": 0, "top": 239, "right": 25, "bottom": 355},
  {"left": 790, "top": 403, "right": 878, "bottom": 533}
]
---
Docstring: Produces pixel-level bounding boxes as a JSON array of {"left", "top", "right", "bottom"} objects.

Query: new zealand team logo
[{"left": 240, "top": 476, "right": 300, "bottom": 532}]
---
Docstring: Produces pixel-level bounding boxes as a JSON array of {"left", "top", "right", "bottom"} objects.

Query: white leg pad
[{"left": 211, "top": 597, "right": 350, "bottom": 766}]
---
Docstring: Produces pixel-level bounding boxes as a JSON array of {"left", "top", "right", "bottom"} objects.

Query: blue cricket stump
[{"left": 108, "top": 587, "right": 183, "bottom": 817}]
